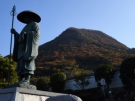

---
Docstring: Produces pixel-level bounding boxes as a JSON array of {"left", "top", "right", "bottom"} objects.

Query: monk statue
[{"left": 10, "top": 10, "right": 41, "bottom": 89}]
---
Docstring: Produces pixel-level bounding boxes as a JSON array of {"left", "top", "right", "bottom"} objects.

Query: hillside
[{"left": 35, "top": 27, "right": 134, "bottom": 77}]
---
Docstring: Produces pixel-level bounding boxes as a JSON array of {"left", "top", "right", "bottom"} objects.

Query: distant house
[{"left": 64, "top": 71, "right": 124, "bottom": 91}]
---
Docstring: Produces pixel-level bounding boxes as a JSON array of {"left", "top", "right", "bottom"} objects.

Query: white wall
[
  {"left": 109, "top": 71, "right": 124, "bottom": 88},
  {"left": 64, "top": 71, "right": 124, "bottom": 91}
]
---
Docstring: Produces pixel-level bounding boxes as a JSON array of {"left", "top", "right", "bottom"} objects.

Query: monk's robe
[{"left": 13, "top": 21, "right": 40, "bottom": 75}]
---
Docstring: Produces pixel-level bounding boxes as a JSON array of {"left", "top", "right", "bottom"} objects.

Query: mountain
[{"left": 35, "top": 27, "right": 134, "bottom": 77}]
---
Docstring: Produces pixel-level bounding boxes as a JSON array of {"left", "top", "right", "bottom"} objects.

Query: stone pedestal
[{"left": 0, "top": 87, "right": 66, "bottom": 101}]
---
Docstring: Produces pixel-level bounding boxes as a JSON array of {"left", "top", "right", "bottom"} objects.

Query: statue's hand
[
  {"left": 11, "top": 28, "right": 17, "bottom": 34},
  {"left": 21, "top": 31, "right": 26, "bottom": 34},
  {"left": 23, "top": 56, "right": 35, "bottom": 61}
]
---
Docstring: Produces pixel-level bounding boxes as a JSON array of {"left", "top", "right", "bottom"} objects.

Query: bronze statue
[{"left": 10, "top": 10, "right": 41, "bottom": 88}]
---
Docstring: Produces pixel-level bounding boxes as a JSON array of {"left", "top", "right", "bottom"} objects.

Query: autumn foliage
[{"left": 35, "top": 27, "right": 135, "bottom": 77}]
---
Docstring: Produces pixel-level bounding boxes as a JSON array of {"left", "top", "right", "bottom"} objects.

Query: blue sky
[{"left": 1, "top": 0, "right": 135, "bottom": 56}]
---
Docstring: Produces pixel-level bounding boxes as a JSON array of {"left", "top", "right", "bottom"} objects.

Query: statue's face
[{"left": 24, "top": 17, "right": 31, "bottom": 24}]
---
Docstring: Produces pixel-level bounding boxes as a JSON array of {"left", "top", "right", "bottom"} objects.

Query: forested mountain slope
[{"left": 35, "top": 27, "right": 134, "bottom": 77}]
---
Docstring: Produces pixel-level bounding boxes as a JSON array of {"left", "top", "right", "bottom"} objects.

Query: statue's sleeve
[
  {"left": 23, "top": 22, "right": 40, "bottom": 61},
  {"left": 13, "top": 33, "right": 19, "bottom": 62}
]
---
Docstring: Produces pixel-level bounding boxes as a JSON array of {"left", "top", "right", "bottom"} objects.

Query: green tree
[
  {"left": 36, "top": 76, "right": 50, "bottom": 91},
  {"left": 0, "top": 55, "right": 18, "bottom": 88},
  {"left": 94, "top": 64, "right": 115, "bottom": 91},
  {"left": 30, "top": 77, "right": 38, "bottom": 85},
  {"left": 120, "top": 57, "right": 135, "bottom": 89},
  {"left": 50, "top": 72, "right": 66, "bottom": 92},
  {"left": 74, "top": 70, "right": 90, "bottom": 90}
]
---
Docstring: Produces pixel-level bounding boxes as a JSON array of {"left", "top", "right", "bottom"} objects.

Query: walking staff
[{"left": 8, "top": 5, "right": 16, "bottom": 85}]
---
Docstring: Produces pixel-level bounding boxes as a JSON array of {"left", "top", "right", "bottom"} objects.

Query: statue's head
[{"left": 17, "top": 10, "right": 41, "bottom": 24}]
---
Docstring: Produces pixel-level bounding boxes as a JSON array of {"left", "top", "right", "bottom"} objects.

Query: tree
[
  {"left": 74, "top": 70, "right": 90, "bottom": 90},
  {"left": 36, "top": 76, "right": 50, "bottom": 91},
  {"left": 120, "top": 57, "right": 135, "bottom": 89},
  {"left": 50, "top": 72, "right": 66, "bottom": 92},
  {"left": 94, "top": 64, "right": 115, "bottom": 91},
  {"left": 0, "top": 55, "right": 18, "bottom": 88}
]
